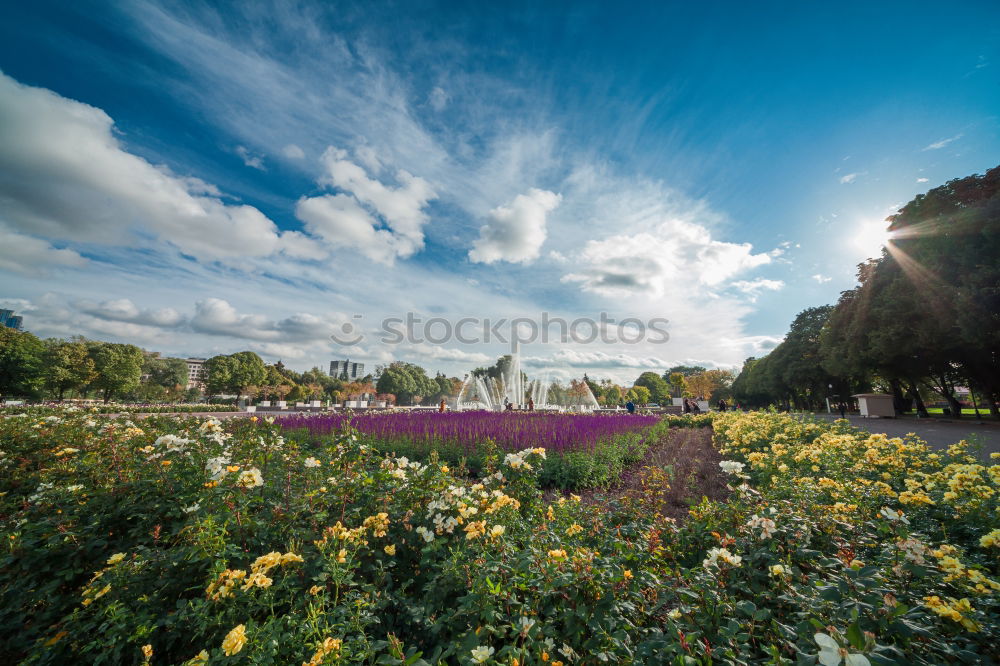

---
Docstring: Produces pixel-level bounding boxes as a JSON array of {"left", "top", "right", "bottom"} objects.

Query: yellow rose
[{"left": 222, "top": 624, "right": 247, "bottom": 656}]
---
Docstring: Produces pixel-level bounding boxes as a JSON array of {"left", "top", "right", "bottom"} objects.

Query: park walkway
[{"left": 808, "top": 413, "right": 1000, "bottom": 462}]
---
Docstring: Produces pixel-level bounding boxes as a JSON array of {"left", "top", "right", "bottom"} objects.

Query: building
[
  {"left": 0, "top": 309, "right": 24, "bottom": 331},
  {"left": 330, "top": 359, "right": 365, "bottom": 380},
  {"left": 186, "top": 358, "right": 206, "bottom": 389}
]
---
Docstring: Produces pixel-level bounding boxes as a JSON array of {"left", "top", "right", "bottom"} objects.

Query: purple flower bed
[{"left": 276, "top": 410, "right": 660, "bottom": 455}]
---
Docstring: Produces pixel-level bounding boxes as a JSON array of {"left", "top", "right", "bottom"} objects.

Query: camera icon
[{"left": 330, "top": 314, "right": 365, "bottom": 346}]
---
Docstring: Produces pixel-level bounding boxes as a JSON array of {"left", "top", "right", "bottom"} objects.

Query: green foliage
[
  {"left": 633, "top": 371, "right": 671, "bottom": 404},
  {"left": 88, "top": 342, "right": 145, "bottom": 403},
  {"left": 375, "top": 362, "right": 438, "bottom": 405},
  {"left": 42, "top": 339, "right": 96, "bottom": 400},
  {"left": 1, "top": 409, "right": 995, "bottom": 664},
  {"left": 626, "top": 385, "right": 651, "bottom": 406},
  {"left": 0, "top": 328, "right": 45, "bottom": 399},
  {"left": 204, "top": 352, "right": 268, "bottom": 399}
]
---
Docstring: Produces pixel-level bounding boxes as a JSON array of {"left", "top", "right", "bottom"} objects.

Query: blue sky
[{"left": 1, "top": 0, "right": 997, "bottom": 382}]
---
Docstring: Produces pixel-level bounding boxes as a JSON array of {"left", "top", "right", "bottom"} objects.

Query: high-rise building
[
  {"left": 0, "top": 309, "right": 24, "bottom": 331},
  {"left": 330, "top": 359, "right": 365, "bottom": 380},
  {"left": 186, "top": 358, "right": 206, "bottom": 389}
]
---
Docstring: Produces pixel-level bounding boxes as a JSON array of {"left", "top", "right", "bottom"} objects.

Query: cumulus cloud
[
  {"left": 296, "top": 194, "right": 399, "bottom": 263},
  {"left": 295, "top": 146, "right": 437, "bottom": 263},
  {"left": 281, "top": 143, "right": 306, "bottom": 159},
  {"left": 916, "top": 177, "right": 929, "bottom": 183},
  {"left": 811, "top": 274, "right": 832, "bottom": 283},
  {"left": 71, "top": 296, "right": 342, "bottom": 349},
  {"left": 468, "top": 189, "right": 562, "bottom": 264},
  {"left": 560, "top": 218, "right": 773, "bottom": 297},
  {"left": 922, "top": 134, "right": 962, "bottom": 151},
  {"left": 0, "top": 226, "right": 86, "bottom": 276},
  {"left": 400, "top": 343, "right": 492, "bottom": 365},
  {"left": 0, "top": 72, "right": 310, "bottom": 261},
  {"left": 721, "top": 334, "right": 784, "bottom": 355},
  {"left": 731, "top": 278, "right": 785, "bottom": 301},
  {"left": 190, "top": 298, "right": 337, "bottom": 342},
  {"left": 76, "top": 298, "right": 185, "bottom": 327}
]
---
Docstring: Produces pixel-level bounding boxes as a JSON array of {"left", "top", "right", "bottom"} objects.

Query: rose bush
[{"left": 0, "top": 409, "right": 995, "bottom": 664}]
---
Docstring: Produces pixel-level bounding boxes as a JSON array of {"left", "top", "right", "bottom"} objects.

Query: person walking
[
  {"left": 625, "top": 399, "right": 636, "bottom": 414},
  {"left": 718, "top": 399, "right": 727, "bottom": 412},
  {"left": 439, "top": 398, "right": 447, "bottom": 413},
  {"left": 838, "top": 401, "right": 847, "bottom": 419}
]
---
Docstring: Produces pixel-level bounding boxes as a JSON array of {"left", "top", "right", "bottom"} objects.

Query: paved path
[{"left": 807, "top": 413, "right": 1000, "bottom": 462}]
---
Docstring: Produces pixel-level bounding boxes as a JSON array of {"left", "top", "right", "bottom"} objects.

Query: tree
[
  {"left": 203, "top": 352, "right": 267, "bottom": 400},
  {"left": 598, "top": 380, "right": 625, "bottom": 406},
  {"left": 626, "top": 386, "right": 651, "bottom": 406},
  {"left": 203, "top": 355, "right": 235, "bottom": 398},
  {"left": 229, "top": 352, "right": 268, "bottom": 400},
  {"left": 665, "top": 365, "right": 707, "bottom": 378},
  {"left": 42, "top": 338, "right": 95, "bottom": 400},
  {"left": 376, "top": 362, "right": 436, "bottom": 405},
  {"left": 633, "top": 371, "right": 670, "bottom": 404},
  {"left": 146, "top": 357, "right": 189, "bottom": 390},
  {"left": 89, "top": 343, "right": 144, "bottom": 403},
  {"left": 667, "top": 372, "right": 687, "bottom": 399},
  {"left": 686, "top": 369, "right": 735, "bottom": 402},
  {"left": 0, "top": 328, "right": 45, "bottom": 399}
]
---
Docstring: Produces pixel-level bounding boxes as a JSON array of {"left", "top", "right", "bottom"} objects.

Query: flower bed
[
  {"left": 278, "top": 411, "right": 666, "bottom": 489},
  {"left": 0, "top": 403, "right": 240, "bottom": 416},
  {"left": 0, "top": 410, "right": 995, "bottom": 664}
]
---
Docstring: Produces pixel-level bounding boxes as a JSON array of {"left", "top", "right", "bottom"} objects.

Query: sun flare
[{"left": 851, "top": 219, "right": 892, "bottom": 258}]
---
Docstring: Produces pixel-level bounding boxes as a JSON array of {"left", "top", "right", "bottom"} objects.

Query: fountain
[{"left": 456, "top": 343, "right": 600, "bottom": 411}]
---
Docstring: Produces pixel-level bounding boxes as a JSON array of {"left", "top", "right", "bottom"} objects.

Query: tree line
[
  {"left": 0, "top": 326, "right": 740, "bottom": 408},
  {"left": 732, "top": 165, "right": 1000, "bottom": 419},
  {"left": 0, "top": 334, "right": 190, "bottom": 403}
]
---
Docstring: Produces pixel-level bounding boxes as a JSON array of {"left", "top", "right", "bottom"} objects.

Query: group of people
[{"left": 682, "top": 398, "right": 702, "bottom": 414}]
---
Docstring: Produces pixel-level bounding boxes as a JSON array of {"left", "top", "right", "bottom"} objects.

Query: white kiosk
[{"left": 853, "top": 393, "right": 895, "bottom": 418}]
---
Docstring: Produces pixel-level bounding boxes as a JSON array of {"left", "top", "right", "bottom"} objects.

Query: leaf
[
  {"left": 845, "top": 655, "right": 871, "bottom": 666},
  {"left": 846, "top": 620, "right": 864, "bottom": 650},
  {"left": 819, "top": 649, "right": 843, "bottom": 666}
]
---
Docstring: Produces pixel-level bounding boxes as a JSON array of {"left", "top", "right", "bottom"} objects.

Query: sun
[{"left": 851, "top": 219, "right": 892, "bottom": 258}]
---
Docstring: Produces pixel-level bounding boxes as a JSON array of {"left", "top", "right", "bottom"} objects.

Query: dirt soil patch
[{"left": 546, "top": 427, "right": 729, "bottom": 522}]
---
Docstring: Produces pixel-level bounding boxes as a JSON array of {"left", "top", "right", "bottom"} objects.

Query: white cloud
[
  {"left": 916, "top": 177, "right": 929, "bottom": 183},
  {"left": 294, "top": 146, "right": 437, "bottom": 263},
  {"left": 281, "top": 143, "right": 306, "bottom": 159},
  {"left": 235, "top": 145, "right": 265, "bottom": 170},
  {"left": 922, "top": 134, "right": 962, "bottom": 151},
  {"left": 731, "top": 278, "right": 785, "bottom": 301},
  {"left": 0, "top": 72, "right": 303, "bottom": 261},
  {"left": 560, "top": 218, "right": 773, "bottom": 297},
  {"left": 720, "top": 334, "right": 783, "bottom": 355},
  {"left": 353, "top": 145, "right": 383, "bottom": 174},
  {"left": 400, "top": 343, "right": 492, "bottom": 365},
  {"left": 811, "top": 274, "right": 832, "bottom": 283},
  {"left": 523, "top": 349, "right": 672, "bottom": 370},
  {"left": 0, "top": 226, "right": 86, "bottom": 276},
  {"left": 840, "top": 172, "right": 861, "bottom": 184},
  {"left": 295, "top": 194, "right": 399, "bottom": 264},
  {"left": 190, "top": 298, "right": 337, "bottom": 342},
  {"left": 77, "top": 298, "right": 184, "bottom": 327},
  {"left": 468, "top": 189, "right": 561, "bottom": 264},
  {"left": 428, "top": 86, "right": 449, "bottom": 111}
]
